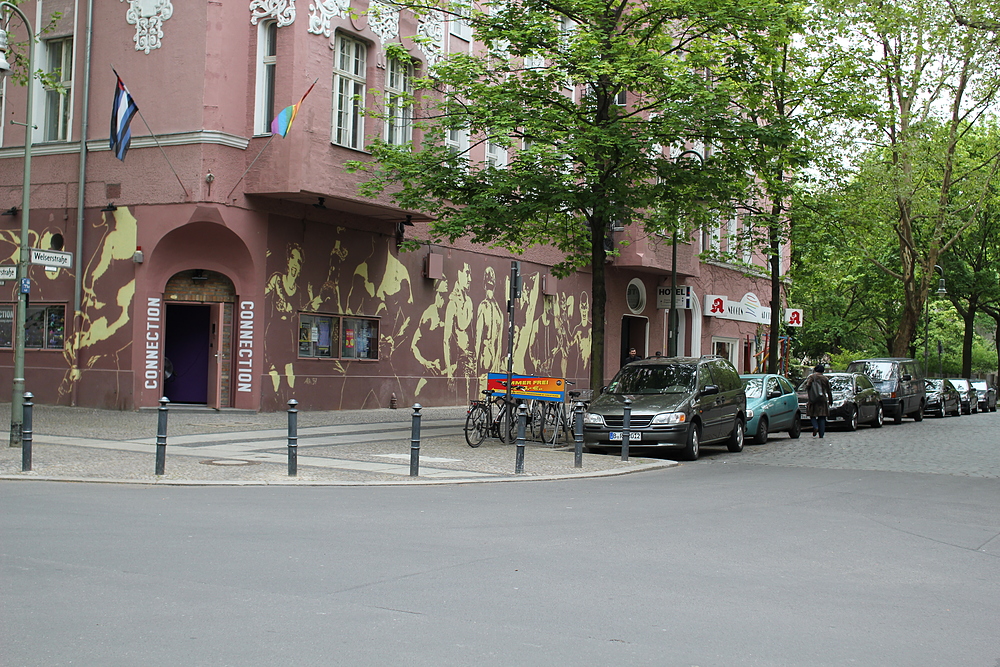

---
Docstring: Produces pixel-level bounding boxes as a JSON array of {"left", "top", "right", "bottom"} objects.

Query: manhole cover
[{"left": 199, "top": 459, "right": 261, "bottom": 466}]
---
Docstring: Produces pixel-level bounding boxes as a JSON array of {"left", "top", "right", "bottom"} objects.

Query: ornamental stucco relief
[
  {"left": 307, "top": 0, "right": 351, "bottom": 37},
  {"left": 416, "top": 10, "right": 445, "bottom": 66},
  {"left": 366, "top": 1, "right": 399, "bottom": 45},
  {"left": 250, "top": 0, "right": 297, "bottom": 27},
  {"left": 120, "top": 0, "right": 173, "bottom": 54}
]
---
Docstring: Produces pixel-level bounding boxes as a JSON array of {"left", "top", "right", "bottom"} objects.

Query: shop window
[
  {"left": 342, "top": 317, "right": 379, "bottom": 359},
  {"left": 297, "top": 313, "right": 378, "bottom": 360},
  {"left": 0, "top": 304, "right": 66, "bottom": 349},
  {"left": 299, "top": 313, "right": 338, "bottom": 358}
]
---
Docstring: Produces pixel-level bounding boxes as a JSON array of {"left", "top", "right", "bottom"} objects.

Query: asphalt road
[{"left": 2, "top": 411, "right": 999, "bottom": 666}]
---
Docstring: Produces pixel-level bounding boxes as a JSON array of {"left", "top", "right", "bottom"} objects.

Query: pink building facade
[{"left": 0, "top": 0, "right": 797, "bottom": 411}]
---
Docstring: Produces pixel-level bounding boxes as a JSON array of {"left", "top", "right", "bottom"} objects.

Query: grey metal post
[
  {"left": 573, "top": 401, "right": 584, "bottom": 468},
  {"left": 410, "top": 403, "right": 422, "bottom": 477},
  {"left": 21, "top": 392, "right": 33, "bottom": 471},
  {"left": 155, "top": 397, "right": 169, "bottom": 475},
  {"left": 515, "top": 403, "right": 527, "bottom": 474},
  {"left": 621, "top": 397, "right": 631, "bottom": 462},
  {"left": 287, "top": 399, "right": 298, "bottom": 477}
]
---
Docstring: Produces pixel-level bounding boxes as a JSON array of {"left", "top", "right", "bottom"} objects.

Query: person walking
[
  {"left": 804, "top": 364, "right": 834, "bottom": 439},
  {"left": 623, "top": 347, "right": 643, "bottom": 367}
]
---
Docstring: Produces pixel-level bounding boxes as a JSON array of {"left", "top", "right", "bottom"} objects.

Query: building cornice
[{"left": 0, "top": 130, "right": 251, "bottom": 159}]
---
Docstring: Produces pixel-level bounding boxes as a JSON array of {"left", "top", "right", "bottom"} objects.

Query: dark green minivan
[{"left": 583, "top": 356, "right": 747, "bottom": 460}]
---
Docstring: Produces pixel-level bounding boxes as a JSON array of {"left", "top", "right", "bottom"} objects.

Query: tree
[
  {"left": 350, "top": 0, "right": 799, "bottom": 390},
  {"left": 815, "top": 0, "right": 1000, "bottom": 357}
]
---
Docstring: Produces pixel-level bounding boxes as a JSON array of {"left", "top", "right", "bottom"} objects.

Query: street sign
[
  {"left": 29, "top": 248, "right": 72, "bottom": 268},
  {"left": 0, "top": 266, "right": 15, "bottom": 280}
]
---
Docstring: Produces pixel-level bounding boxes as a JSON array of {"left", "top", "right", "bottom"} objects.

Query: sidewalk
[{"left": 0, "top": 403, "right": 674, "bottom": 485}]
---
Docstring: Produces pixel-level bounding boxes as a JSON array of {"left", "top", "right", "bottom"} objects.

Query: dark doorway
[
  {"left": 620, "top": 316, "right": 648, "bottom": 368},
  {"left": 164, "top": 304, "right": 210, "bottom": 404}
]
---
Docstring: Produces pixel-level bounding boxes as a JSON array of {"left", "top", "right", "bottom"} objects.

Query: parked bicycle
[
  {"left": 464, "top": 382, "right": 528, "bottom": 447},
  {"left": 539, "top": 383, "right": 585, "bottom": 445}
]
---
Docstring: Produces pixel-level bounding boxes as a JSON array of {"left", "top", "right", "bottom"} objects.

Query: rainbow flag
[{"left": 271, "top": 80, "right": 317, "bottom": 137}]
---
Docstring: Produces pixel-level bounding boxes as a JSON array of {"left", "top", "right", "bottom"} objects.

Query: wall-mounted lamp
[
  {"left": 1, "top": 206, "right": 17, "bottom": 216},
  {"left": 101, "top": 202, "right": 118, "bottom": 212},
  {"left": 396, "top": 214, "right": 413, "bottom": 248},
  {"left": 132, "top": 245, "right": 144, "bottom": 264},
  {"left": 313, "top": 197, "right": 327, "bottom": 209},
  {"left": 191, "top": 269, "right": 208, "bottom": 282}
]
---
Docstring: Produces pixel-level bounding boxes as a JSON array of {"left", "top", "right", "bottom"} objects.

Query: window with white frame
[
  {"left": 741, "top": 218, "right": 753, "bottom": 264},
  {"left": 333, "top": 34, "right": 367, "bottom": 149},
  {"left": 702, "top": 222, "right": 721, "bottom": 252},
  {"left": 445, "top": 125, "right": 469, "bottom": 159},
  {"left": 712, "top": 337, "right": 738, "bottom": 368},
  {"left": 253, "top": 21, "right": 278, "bottom": 134},
  {"left": 254, "top": 20, "right": 278, "bottom": 135},
  {"left": 449, "top": 0, "right": 472, "bottom": 41},
  {"left": 43, "top": 37, "right": 73, "bottom": 142},
  {"left": 385, "top": 56, "right": 413, "bottom": 146},
  {"left": 726, "top": 216, "right": 739, "bottom": 256},
  {"left": 486, "top": 137, "right": 508, "bottom": 168}
]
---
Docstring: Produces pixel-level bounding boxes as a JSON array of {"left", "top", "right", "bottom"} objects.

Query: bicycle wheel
[
  {"left": 464, "top": 404, "right": 489, "bottom": 447},
  {"left": 528, "top": 400, "right": 545, "bottom": 441},
  {"left": 540, "top": 403, "right": 566, "bottom": 445}
]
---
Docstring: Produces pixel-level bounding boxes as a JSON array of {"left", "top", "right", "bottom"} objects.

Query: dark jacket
[
  {"left": 805, "top": 373, "right": 834, "bottom": 417},
  {"left": 623, "top": 354, "right": 643, "bottom": 366}
]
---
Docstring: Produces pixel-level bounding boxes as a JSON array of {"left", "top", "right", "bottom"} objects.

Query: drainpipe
[{"left": 70, "top": 0, "right": 94, "bottom": 407}]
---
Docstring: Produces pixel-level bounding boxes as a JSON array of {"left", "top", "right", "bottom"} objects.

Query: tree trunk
[
  {"left": 767, "top": 203, "right": 783, "bottom": 374},
  {"left": 589, "top": 218, "right": 608, "bottom": 394},
  {"left": 957, "top": 294, "right": 978, "bottom": 378}
]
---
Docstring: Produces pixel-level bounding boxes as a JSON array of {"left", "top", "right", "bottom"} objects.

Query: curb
[{"left": 0, "top": 460, "right": 677, "bottom": 486}]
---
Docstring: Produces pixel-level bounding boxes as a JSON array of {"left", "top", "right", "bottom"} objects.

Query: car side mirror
[
  {"left": 767, "top": 389, "right": 782, "bottom": 399},
  {"left": 902, "top": 374, "right": 912, "bottom": 381},
  {"left": 700, "top": 384, "right": 720, "bottom": 397}
]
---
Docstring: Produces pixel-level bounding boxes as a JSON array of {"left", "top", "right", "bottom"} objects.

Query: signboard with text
[
  {"left": 29, "top": 249, "right": 73, "bottom": 268},
  {"left": 656, "top": 285, "right": 692, "bottom": 310},
  {"left": 704, "top": 292, "right": 804, "bottom": 327},
  {"left": 486, "top": 373, "right": 566, "bottom": 402}
]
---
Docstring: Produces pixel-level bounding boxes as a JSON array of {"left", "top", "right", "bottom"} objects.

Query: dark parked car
[
  {"left": 971, "top": 380, "right": 997, "bottom": 412},
  {"left": 583, "top": 355, "right": 747, "bottom": 461},
  {"left": 846, "top": 358, "right": 925, "bottom": 424},
  {"left": 796, "top": 372, "right": 884, "bottom": 431},
  {"left": 924, "top": 379, "right": 962, "bottom": 417},
  {"left": 949, "top": 378, "right": 978, "bottom": 414}
]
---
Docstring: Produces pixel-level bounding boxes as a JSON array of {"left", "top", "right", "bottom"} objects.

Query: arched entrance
[{"left": 162, "top": 269, "right": 236, "bottom": 408}]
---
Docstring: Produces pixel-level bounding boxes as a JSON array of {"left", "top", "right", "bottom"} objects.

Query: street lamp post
[
  {"left": 923, "top": 265, "right": 947, "bottom": 376},
  {"left": 667, "top": 149, "right": 704, "bottom": 357},
  {"left": 0, "top": 4, "right": 36, "bottom": 446}
]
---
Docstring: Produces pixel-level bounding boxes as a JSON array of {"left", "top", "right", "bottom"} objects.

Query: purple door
[{"left": 163, "top": 304, "right": 210, "bottom": 404}]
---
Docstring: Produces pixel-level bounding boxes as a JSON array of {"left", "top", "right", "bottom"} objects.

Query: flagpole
[
  {"left": 134, "top": 108, "right": 190, "bottom": 199},
  {"left": 226, "top": 134, "right": 276, "bottom": 200}
]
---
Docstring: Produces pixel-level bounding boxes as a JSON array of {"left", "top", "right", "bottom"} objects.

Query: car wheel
[
  {"left": 727, "top": 419, "right": 745, "bottom": 453},
  {"left": 911, "top": 404, "right": 923, "bottom": 421},
  {"left": 681, "top": 424, "right": 700, "bottom": 461},
  {"left": 788, "top": 413, "right": 802, "bottom": 439},
  {"left": 845, "top": 406, "right": 858, "bottom": 431},
  {"left": 754, "top": 417, "right": 769, "bottom": 445},
  {"left": 871, "top": 403, "right": 884, "bottom": 428},
  {"left": 992, "top": 403, "right": 997, "bottom": 412}
]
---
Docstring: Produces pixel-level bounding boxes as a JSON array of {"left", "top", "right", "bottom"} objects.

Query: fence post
[
  {"left": 573, "top": 401, "right": 584, "bottom": 468},
  {"left": 515, "top": 403, "right": 527, "bottom": 474},
  {"left": 287, "top": 399, "right": 298, "bottom": 477},
  {"left": 410, "top": 403, "right": 422, "bottom": 477},
  {"left": 21, "top": 392, "right": 33, "bottom": 472},
  {"left": 155, "top": 397, "right": 169, "bottom": 476},
  {"left": 621, "top": 397, "right": 631, "bottom": 462}
]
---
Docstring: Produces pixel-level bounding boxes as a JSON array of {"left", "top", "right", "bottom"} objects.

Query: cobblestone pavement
[
  {"left": 697, "top": 409, "right": 1000, "bottom": 478},
  {"left": 0, "top": 403, "right": 670, "bottom": 485}
]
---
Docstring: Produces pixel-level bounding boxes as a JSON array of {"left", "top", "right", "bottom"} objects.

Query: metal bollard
[
  {"left": 410, "top": 403, "right": 422, "bottom": 477},
  {"left": 287, "top": 399, "right": 298, "bottom": 477},
  {"left": 155, "top": 397, "right": 169, "bottom": 476},
  {"left": 21, "top": 392, "right": 33, "bottom": 472},
  {"left": 515, "top": 403, "right": 527, "bottom": 474},
  {"left": 621, "top": 397, "right": 631, "bottom": 462},
  {"left": 573, "top": 401, "right": 584, "bottom": 468}
]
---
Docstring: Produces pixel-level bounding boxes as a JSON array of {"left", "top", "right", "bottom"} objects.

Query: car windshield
[
  {"left": 926, "top": 379, "right": 944, "bottom": 391},
  {"left": 607, "top": 364, "right": 695, "bottom": 395},
  {"left": 951, "top": 379, "right": 970, "bottom": 391},
  {"left": 971, "top": 381, "right": 987, "bottom": 390},
  {"left": 849, "top": 361, "right": 896, "bottom": 381},
  {"left": 742, "top": 378, "right": 764, "bottom": 398}
]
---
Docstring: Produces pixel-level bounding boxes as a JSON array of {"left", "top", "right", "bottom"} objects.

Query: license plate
[{"left": 609, "top": 431, "right": 641, "bottom": 441}]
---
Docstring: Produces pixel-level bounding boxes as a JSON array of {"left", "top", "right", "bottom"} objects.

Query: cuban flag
[{"left": 110, "top": 71, "right": 138, "bottom": 161}]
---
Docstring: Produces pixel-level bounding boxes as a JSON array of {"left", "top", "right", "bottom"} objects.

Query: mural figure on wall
[
  {"left": 266, "top": 242, "right": 321, "bottom": 320},
  {"left": 443, "top": 262, "right": 474, "bottom": 396},
  {"left": 411, "top": 279, "right": 449, "bottom": 393},
  {"left": 475, "top": 266, "right": 505, "bottom": 378}
]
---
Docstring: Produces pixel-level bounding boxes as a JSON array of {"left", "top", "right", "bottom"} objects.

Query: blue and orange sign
[{"left": 486, "top": 373, "right": 565, "bottom": 402}]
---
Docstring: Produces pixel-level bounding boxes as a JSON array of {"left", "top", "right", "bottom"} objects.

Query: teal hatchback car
[{"left": 740, "top": 374, "right": 803, "bottom": 444}]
